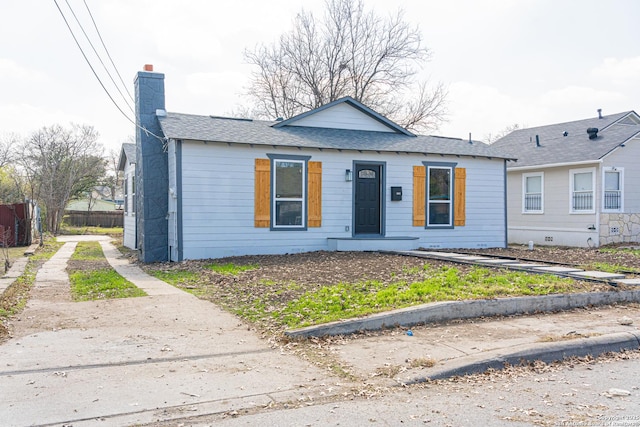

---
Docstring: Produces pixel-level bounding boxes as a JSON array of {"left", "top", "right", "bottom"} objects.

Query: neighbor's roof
[
  {"left": 117, "top": 143, "right": 136, "bottom": 171},
  {"left": 492, "top": 111, "right": 640, "bottom": 168},
  {"left": 158, "top": 112, "right": 514, "bottom": 160}
]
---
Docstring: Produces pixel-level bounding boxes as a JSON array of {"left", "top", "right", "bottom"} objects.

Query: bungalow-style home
[
  {"left": 117, "top": 143, "right": 136, "bottom": 249},
  {"left": 127, "top": 65, "right": 514, "bottom": 262},
  {"left": 492, "top": 110, "right": 640, "bottom": 247}
]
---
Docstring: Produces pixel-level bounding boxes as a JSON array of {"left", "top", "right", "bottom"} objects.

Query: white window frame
[
  {"left": 272, "top": 158, "right": 306, "bottom": 229},
  {"left": 602, "top": 167, "right": 624, "bottom": 212},
  {"left": 522, "top": 172, "right": 544, "bottom": 214},
  {"left": 426, "top": 164, "right": 454, "bottom": 228},
  {"left": 569, "top": 167, "right": 595, "bottom": 214},
  {"left": 130, "top": 172, "right": 136, "bottom": 216}
]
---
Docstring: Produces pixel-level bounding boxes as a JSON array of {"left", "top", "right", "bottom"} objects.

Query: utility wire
[
  {"left": 82, "top": 0, "right": 134, "bottom": 103},
  {"left": 64, "top": 0, "right": 133, "bottom": 113},
  {"left": 53, "top": 0, "right": 165, "bottom": 143}
]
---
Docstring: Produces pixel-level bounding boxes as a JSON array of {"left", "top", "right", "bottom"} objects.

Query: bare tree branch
[{"left": 242, "top": 0, "right": 447, "bottom": 131}]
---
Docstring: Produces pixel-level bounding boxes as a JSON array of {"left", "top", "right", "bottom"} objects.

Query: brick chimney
[{"left": 134, "top": 65, "right": 168, "bottom": 262}]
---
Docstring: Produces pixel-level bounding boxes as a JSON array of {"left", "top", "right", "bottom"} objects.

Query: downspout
[
  {"left": 503, "top": 160, "right": 508, "bottom": 248},
  {"left": 176, "top": 139, "right": 183, "bottom": 262}
]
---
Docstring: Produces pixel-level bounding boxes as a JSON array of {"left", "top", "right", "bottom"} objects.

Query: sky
[{"left": 1, "top": 0, "right": 639, "bottom": 154}]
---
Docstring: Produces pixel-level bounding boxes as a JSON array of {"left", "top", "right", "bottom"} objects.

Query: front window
[
  {"left": 273, "top": 159, "right": 305, "bottom": 227},
  {"left": 427, "top": 165, "right": 453, "bottom": 227},
  {"left": 523, "top": 173, "right": 543, "bottom": 213},
  {"left": 570, "top": 168, "right": 595, "bottom": 213},
  {"left": 603, "top": 168, "right": 623, "bottom": 211}
]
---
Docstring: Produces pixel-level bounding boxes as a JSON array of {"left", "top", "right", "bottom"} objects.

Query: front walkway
[{"left": 0, "top": 235, "right": 338, "bottom": 427}]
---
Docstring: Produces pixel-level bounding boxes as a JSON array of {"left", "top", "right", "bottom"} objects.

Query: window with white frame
[
  {"left": 123, "top": 176, "right": 128, "bottom": 213},
  {"left": 131, "top": 174, "right": 136, "bottom": 215},
  {"left": 570, "top": 168, "right": 595, "bottom": 213},
  {"left": 523, "top": 173, "right": 543, "bottom": 213},
  {"left": 273, "top": 159, "right": 306, "bottom": 228},
  {"left": 426, "top": 164, "right": 454, "bottom": 227},
  {"left": 603, "top": 167, "right": 623, "bottom": 211}
]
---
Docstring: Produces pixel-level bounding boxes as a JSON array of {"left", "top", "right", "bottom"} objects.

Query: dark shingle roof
[
  {"left": 492, "top": 111, "right": 640, "bottom": 168},
  {"left": 158, "top": 112, "right": 514, "bottom": 159},
  {"left": 117, "top": 143, "right": 136, "bottom": 171}
]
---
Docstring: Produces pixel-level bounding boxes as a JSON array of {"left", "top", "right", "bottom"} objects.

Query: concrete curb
[
  {"left": 285, "top": 290, "right": 640, "bottom": 338},
  {"left": 408, "top": 331, "right": 640, "bottom": 382}
]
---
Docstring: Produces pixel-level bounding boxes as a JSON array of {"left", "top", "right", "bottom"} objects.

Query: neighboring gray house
[
  {"left": 492, "top": 110, "right": 640, "bottom": 247},
  {"left": 127, "top": 66, "right": 514, "bottom": 262},
  {"left": 117, "top": 143, "right": 136, "bottom": 249}
]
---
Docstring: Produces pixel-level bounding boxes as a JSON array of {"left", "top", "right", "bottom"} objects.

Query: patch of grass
[
  {"left": 205, "top": 262, "right": 258, "bottom": 275},
  {"left": 600, "top": 247, "right": 640, "bottom": 257},
  {"left": 60, "top": 225, "right": 123, "bottom": 237},
  {"left": 71, "top": 241, "right": 104, "bottom": 260},
  {"left": 70, "top": 268, "right": 146, "bottom": 301},
  {"left": 240, "top": 266, "right": 575, "bottom": 329},
  {"left": 580, "top": 262, "right": 640, "bottom": 274}
]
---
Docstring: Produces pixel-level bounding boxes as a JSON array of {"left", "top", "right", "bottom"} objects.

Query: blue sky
[{"left": 1, "top": 0, "right": 638, "bottom": 152}]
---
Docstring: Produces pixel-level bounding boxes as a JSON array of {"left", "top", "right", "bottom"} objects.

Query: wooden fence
[{"left": 64, "top": 210, "right": 123, "bottom": 228}]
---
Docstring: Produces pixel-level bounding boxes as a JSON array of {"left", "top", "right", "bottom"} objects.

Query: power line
[
  {"left": 52, "top": 0, "right": 166, "bottom": 144},
  {"left": 64, "top": 0, "right": 133, "bottom": 113},
  {"left": 82, "top": 0, "right": 134, "bottom": 103}
]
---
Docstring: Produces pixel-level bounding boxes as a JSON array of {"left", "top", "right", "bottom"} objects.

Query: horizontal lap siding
[
  {"left": 180, "top": 141, "right": 507, "bottom": 259},
  {"left": 508, "top": 166, "right": 596, "bottom": 230}
]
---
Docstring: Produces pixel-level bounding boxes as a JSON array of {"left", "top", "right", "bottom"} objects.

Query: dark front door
[{"left": 354, "top": 164, "right": 381, "bottom": 234}]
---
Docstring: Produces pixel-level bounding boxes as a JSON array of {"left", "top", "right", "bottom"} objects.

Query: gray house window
[
  {"left": 424, "top": 162, "right": 456, "bottom": 228},
  {"left": 267, "top": 154, "right": 311, "bottom": 229}
]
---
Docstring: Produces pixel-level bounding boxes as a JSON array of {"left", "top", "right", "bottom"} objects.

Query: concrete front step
[{"left": 328, "top": 236, "right": 419, "bottom": 252}]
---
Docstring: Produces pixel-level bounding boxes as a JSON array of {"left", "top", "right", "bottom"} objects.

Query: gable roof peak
[{"left": 272, "top": 96, "right": 415, "bottom": 136}]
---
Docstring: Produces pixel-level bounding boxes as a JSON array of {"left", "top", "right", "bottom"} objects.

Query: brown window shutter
[
  {"left": 413, "top": 165, "right": 426, "bottom": 226},
  {"left": 254, "top": 158, "right": 270, "bottom": 227},
  {"left": 454, "top": 167, "right": 466, "bottom": 226},
  {"left": 308, "top": 161, "right": 322, "bottom": 227}
]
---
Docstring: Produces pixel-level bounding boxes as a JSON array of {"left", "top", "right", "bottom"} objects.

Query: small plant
[{"left": 206, "top": 262, "right": 258, "bottom": 275}]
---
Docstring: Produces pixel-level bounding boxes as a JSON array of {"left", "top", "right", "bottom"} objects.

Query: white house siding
[
  {"left": 122, "top": 161, "right": 136, "bottom": 249},
  {"left": 177, "top": 141, "right": 507, "bottom": 260},
  {"left": 507, "top": 165, "right": 599, "bottom": 247},
  {"left": 599, "top": 136, "right": 640, "bottom": 244},
  {"left": 167, "top": 140, "right": 178, "bottom": 261},
  {"left": 286, "top": 103, "right": 395, "bottom": 132}
]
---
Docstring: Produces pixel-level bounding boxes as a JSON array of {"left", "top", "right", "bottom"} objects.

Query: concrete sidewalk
[
  {"left": 327, "top": 303, "right": 640, "bottom": 385},
  {"left": 0, "top": 235, "right": 337, "bottom": 427},
  {"left": 1, "top": 237, "right": 639, "bottom": 426}
]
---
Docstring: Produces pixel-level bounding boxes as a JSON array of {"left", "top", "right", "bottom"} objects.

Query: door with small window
[{"left": 354, "top": 164, "right": 381, "bottom": 234}]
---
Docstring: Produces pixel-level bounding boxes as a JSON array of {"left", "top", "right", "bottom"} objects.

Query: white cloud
[
  {"left": 592, "top": 56, "right": 640, "bottom": 86},
  {"left": 0, "top": 58, "right": 48, "bottom": 82}
]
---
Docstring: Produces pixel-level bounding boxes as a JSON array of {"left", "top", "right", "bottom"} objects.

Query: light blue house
[{"left": 127, "top": 66, "right": 514, "bottom": 262}]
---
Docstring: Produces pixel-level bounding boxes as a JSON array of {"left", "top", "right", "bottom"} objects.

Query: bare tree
[
  {"left": 101, "top": 148, "right": 124, "bottom": 203},
  {"left": 485, "top": 123, "right": 525, "bottom": 144},
  {"left": 243, "top": 0, "right": 447, "bottom": 132},
  {"left": 18, "top": 124, "right": 106, "bottom": 234},
  {"left": 0, "top": 133, "right": 18, "bottom": 167}
]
